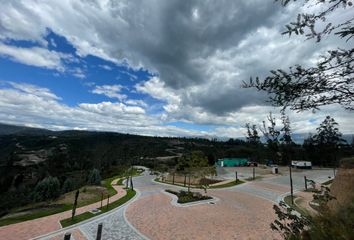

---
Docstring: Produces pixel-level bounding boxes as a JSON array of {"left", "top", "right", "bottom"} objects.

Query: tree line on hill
[
  {"left": 243, "top": 112, "right": 349, "bottom": 167},
  {"left": 0, "top": 119, "right": 353, "bottom": 216}
]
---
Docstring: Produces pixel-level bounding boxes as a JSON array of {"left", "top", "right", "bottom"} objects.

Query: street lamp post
[{"left": 289, "top": 164, "right": 294, "bottom": 205}]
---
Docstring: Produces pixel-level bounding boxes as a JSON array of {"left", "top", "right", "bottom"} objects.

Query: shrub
[
  {"left": 88, "top": 168, "right": 101, "bottom": 185},
  {"left": 62, "top": 178, "right": 75, "bottom": 193},
  {"left": 165, "top": 189, "right": 212, "bottom": 204},
  {"left": 32, "top": 176, "right": 61, "bottom": 202}
]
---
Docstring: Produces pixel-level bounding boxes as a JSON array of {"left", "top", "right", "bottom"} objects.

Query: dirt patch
[{"left": 57, "top": 186, "right": 107, "bottom": 205}]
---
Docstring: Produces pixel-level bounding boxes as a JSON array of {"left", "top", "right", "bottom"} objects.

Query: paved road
[{"left": 31, "top": 167, "right": 332, "bottom": 240}]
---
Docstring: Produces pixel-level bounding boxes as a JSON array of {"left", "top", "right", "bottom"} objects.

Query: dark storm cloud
[
  {"left": 130, "top": 0, "right": 281, "bottom": 88},
  {"left": 0, "top": 0, "right": 347, "bottom": 119}
]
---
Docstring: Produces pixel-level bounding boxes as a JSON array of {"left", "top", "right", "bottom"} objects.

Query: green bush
[
  {"left": 165, "top": 189, "right": 212, "bottom": 204},
  {"left": 33, "top": 176, "right": 61, "bottom": 201},
  {"left": 62, "top": 178, "right": 75, "bottom": 193},
  {"left": 88, "top": 168, "right": 101, "bottom": 185}
]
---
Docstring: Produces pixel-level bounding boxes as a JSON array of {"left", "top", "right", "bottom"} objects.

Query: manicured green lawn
[
  {"left": 0, "top": 204, "right": 72, "bottom": 226},
  {"left": 155, "top": 178, "right": 244, "bottom": 189},
  {"left": 60, "top": 189, "right": 136, "bottom": 227},
  {"left": 209, "top": 180, "right": 244, "bottom": 189}
]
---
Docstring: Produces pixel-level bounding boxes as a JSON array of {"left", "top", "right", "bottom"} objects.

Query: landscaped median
[
  {"left": 154, "top": 177, "right": 244, "bottom": 189},
  {"left": 165, "top": 189, "right": 212, "bottom": 204},
  {"left": 209, "top": 179, "right": 244, "bottom": 189},
  {"left": 60, "top": 188, "right": 136, "bottom": 227}
]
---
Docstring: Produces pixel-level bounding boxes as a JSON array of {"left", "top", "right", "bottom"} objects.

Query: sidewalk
[{"left": 0, "top": 179, "right": 126, "bottom": 240}]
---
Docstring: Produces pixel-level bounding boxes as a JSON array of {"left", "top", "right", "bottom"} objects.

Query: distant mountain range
[
  {"left": 0, "top": 122, "right": 352, "bottom": 144},
  {"left": 0, "top": 123, "right": 53, "bottom": 135}
]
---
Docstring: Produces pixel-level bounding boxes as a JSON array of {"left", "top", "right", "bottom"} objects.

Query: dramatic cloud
[
  {"left": 0, "top": 43, "right": 67, "bottom": 71},
  {"left": 0, "top": 82, "right": 207, "bottom": 136},
  {"left": 0, "top": 0, "right": 352, "bottom": 138},
  {"left": 92, "top": 84, "right": 127, "bottom": 101},
  {"left": 0, "top": 81, "right": 353, "bottom": 139}
]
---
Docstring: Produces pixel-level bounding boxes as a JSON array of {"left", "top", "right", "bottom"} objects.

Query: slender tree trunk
[
  {"left": 184, "top": 174, "right": 186, "bottom": 187},
  {"left": 188, "top": 174, "right": 191, "bottom": 192},
  {"left": 289, "top": 165, "right": 294, "bottom": 205},
  {"left": 130, "top": 175, "right": 134, "bottom": 190},
  {"left": 71, "top": 190, "right": 80, "bottom": 221},
  {"left": 100, "top": 192, "right": 103, "bottom": 208},
  {"left": 125, "top": 176, "right": 129, "bottom": 189},
  {"left": 172, "top": 172, "right": 175, "bottom": 185}
]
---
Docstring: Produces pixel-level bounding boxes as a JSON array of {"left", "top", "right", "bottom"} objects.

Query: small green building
[{"left": 216, "top": 158, "right": 248, "bottom": 167}]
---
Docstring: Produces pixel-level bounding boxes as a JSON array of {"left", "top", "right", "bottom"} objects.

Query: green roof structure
[{"left": 216, "top": 158, "right": 248, "bottom": 167}]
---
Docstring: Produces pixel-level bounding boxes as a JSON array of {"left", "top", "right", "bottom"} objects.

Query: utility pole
[
  {"left": 333, "top": 149, "right": 337, "bottom": 177},
  {"left": 71, "top": 190, "right": 80, "bottom": 221},
  {"left": 100, "top": 192, "right": 103, "bottom": 208},
  {"left": 106, "top": 194, "right": 110, "bottom": 211},
  {"left": 130, "top": 175, "right": 134, "bottom": 190},
  {"left": 289, "top": 164, "right": 294, "bottom": 205}
]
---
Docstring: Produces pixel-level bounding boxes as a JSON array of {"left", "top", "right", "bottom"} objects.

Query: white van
[{"left": 291, "top": 161, "right": 312, "bottom": 169}]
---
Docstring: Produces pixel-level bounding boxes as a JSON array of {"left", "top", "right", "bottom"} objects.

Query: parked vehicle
[
  {"left": 291, "top": 161, "right": 312, "bottom": 169},
  {"left": 247, "top": 161, "right": 258, "bottom": 167},
  {"left": 266, "top": 160, "right": 273, "bottom": 166}
]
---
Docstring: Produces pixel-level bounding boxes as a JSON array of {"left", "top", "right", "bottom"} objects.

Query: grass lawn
[
  {"left": 60, "top": 189, "right": 136, "bottom": 227},
  {"left": 209, "top": 180, "right": 244, "bottom": 189},
  {"left": 322, "top": 179, "right": 334, "bottom": 186},
  {"left": 155, "top": 177, "right": 245, "bottom": 189},
  {"left": 0, "top": 175, "right": 123, "bottom": 227},
  {"left": 284, "top": 195, "right": 309, "bottom": 217},
  {"left": 0, "top": 204, "right": 73, "bottom": 226}
]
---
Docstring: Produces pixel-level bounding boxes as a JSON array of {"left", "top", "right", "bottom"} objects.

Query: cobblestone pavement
[
  {"left": 79, "top": 205, "right": 143, "bottom": 240},
  {"left": 1, "top": 167, "right": 333, "bottom": 240}
]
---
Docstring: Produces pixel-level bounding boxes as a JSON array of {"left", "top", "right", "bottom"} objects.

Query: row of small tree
[
  {"left": 32, "top": 168, "right": 102, "bottom": 202},
  {"left": 166, "top": 151, "right": 216, "bottom": 191},
  {"left": 245, "top": 113, "right": 345, "bottom": 166}
]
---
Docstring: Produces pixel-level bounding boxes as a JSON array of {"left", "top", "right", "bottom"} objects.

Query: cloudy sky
[{"left": 0, "top": 0, "right": 352, "bottom": 139}]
